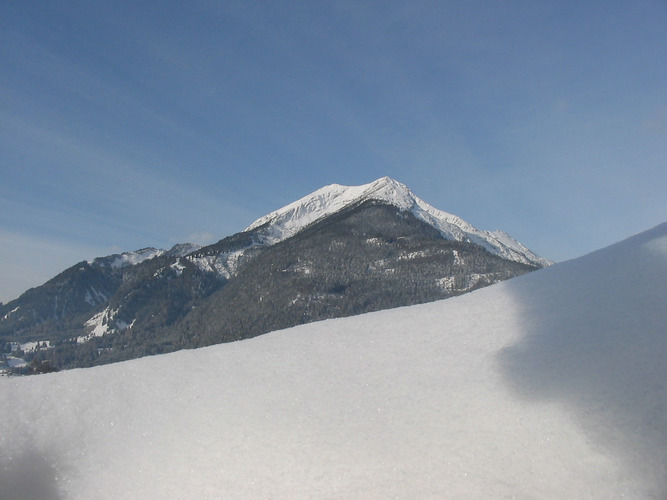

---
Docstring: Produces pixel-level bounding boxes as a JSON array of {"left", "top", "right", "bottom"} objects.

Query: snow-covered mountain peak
[
  {"left": 245, "top": 177, "right": 551, "bottom": 267},
  {"left": 245, "top": 177, "right": 413, "bottom": 239}
]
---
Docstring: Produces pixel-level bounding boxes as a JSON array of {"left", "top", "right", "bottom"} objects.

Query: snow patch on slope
[
  {"left": 170, "top": 259, "right": 186, "bottom": 276},
  {"left": 187, "top": 249, "right": 248, "bottom": 279},
  {"left": 166, "top": 243, "right": 202, "bottom": 257},
  {"left": 78, "top": 307, "right": 135, "bottom": 343},
  {"left": 84, "top": 287, "right": 109, "bottom": 306},
  {"left": 91, "top": 244, "right": 202, "bottom": 270},
  {"left": 2, "top": 306, "right": 20, "bottom": 320},
  {"left": 79, "top": 308, "right": 113, "bottom": 342},
  {"left": 19, "top": 340, "right": 52, "bottom": 352}
]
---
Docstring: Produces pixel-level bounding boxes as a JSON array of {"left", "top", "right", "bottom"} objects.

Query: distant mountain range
[{"left": 0, "top": 177, "right": 550, "bottom": 372}]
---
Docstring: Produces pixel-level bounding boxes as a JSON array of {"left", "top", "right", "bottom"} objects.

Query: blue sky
[{"left": 1, "top": 0, "right": 666, "bottom": 303}]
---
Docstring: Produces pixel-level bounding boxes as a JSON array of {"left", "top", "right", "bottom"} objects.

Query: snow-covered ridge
[
  {"left": 246, "top": 177, "right": 551, "bottom": 267},
  {"left": 91, "top": 243, "right": 202, "bottom": 269},
  {"left": 120, "top": 248, "right": 162, "bottom": 267}
]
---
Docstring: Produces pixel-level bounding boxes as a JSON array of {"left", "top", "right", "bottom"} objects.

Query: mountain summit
[
  {"left": 1, "top": 177, "right": 550, "bottom": 372},
  {"left": 247, "top": 177, "right": 550, "bottom": 267}
]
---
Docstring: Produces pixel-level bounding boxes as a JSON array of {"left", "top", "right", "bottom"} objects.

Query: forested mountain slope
[{"left": 1, "top": 178, "right": 548, "bottom": 371}]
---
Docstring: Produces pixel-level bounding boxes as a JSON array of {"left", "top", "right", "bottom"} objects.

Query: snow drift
[{"left": 1, "top": 223, "right": 666, "bottom": 499}]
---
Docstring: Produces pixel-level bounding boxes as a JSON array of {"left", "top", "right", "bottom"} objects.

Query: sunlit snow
[
  {"left": 1, "top": 223, "right": 665, "bottom": 499},
  {"left": 246, "top": 177, "right": 552, "bottom": 267},
  {"left": 108, "top": 248, "right": 165, "bottom": 269}
]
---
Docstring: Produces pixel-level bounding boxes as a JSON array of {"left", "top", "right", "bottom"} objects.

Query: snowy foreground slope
[{"left": 1, "top": 224, "right": 666, "bottom": 499}]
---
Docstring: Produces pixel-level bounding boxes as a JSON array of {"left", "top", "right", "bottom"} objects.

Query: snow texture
[
  {"left": 246, "top": 177, "right": 552, "bottom": 267},
  {"left": 1, "top": 223, "right": 666, "bottom": 499}
]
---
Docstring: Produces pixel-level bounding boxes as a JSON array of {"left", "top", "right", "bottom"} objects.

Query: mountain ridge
[
  {"left": 246, "top": 177, "right": 551, "bottom": 267},
  {"left": 1, "top": 177, "right": 550, "bottom": 372}
]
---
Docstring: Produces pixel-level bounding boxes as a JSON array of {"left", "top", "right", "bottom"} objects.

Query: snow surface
[
  {"left": 1, "top": 223, "right": 666, "bottom": 499},
  {"left": 246, "top": 177, "right": 552, "bottom": 267}
]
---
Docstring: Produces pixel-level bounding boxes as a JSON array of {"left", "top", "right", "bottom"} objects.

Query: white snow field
[{"left": 1, "top": 223, "right": 666, "bottom": 499}]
